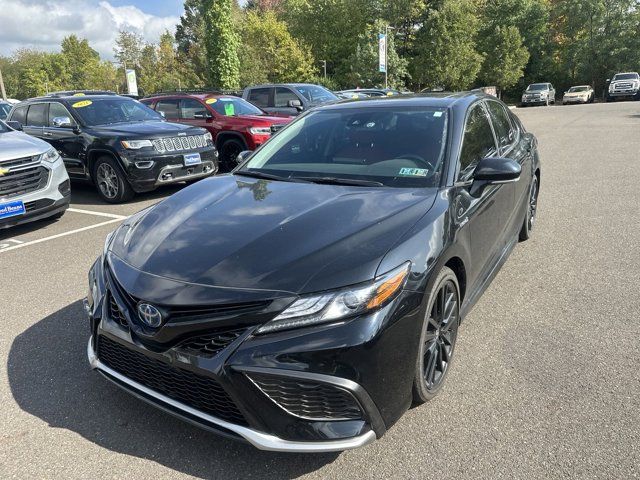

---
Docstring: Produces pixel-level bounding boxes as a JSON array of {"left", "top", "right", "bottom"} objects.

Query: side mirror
[
  {"left": 236, "top": 150, "right": 253, "bottom": 164},
  {"left": 470, "top": 157, "right": 521, "bottom": 197},
  {"left": 158, "top": 111, "right": 166, "bottom": 118},
  {"left": 52, "top": 116, "right": 73, "bottom": 128},
  {"left": 6, "top": 120, "right": 22, "bottom": 131},
  {"left": 287, "top": 99, "right": 303, "bottom": 111},
  {"left": 606, "top": 79, "right": 610, "bottom": 83}
]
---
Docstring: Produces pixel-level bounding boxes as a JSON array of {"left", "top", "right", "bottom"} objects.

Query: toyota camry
[{"left": 85, "top": 92, "right": 540, "bottom": 452}]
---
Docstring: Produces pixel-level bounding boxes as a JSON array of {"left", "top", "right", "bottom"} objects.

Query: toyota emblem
[{"left": 137, "top": 303, "right": 163, "bottom": 328}]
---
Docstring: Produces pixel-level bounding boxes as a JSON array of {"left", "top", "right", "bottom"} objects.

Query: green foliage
[
  {"left": 411, "top": 0, "right": 484, "bottom": 90},
  {"left": 239, "top": 11, "right": 316, "bottom": 86},
  {"left": 479, "top": 25, "right": 530, "bottom": 93},
  {"left": 202, "top": 0, "right": 241, "bottom": 89}
]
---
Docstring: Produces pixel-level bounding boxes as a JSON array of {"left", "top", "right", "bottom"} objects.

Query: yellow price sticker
[
  {"left": 205, "top": 98, "right": 217, "bottom": 104},
  {"left": 386, "top": 91, "right": 394, "bottom": 96},
  {"left": 73, "top": 92, "right": 85, "bottom": 96},
  {"left": 72, "top": 100, "right": 93, "bottom": 108}
]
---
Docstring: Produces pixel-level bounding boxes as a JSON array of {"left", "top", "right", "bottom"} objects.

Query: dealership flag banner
[
  {"left": 378, "top": 33, "right": 387, "bottom": 73},
  {"left": 126, "top": 69, "right": 139, "bottom": 96}
]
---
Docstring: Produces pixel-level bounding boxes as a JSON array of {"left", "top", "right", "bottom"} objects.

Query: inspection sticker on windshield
[
  {"left": 399, "top": 168, "right": 428, "bottom": 177},
  {"left": 72, "top": 100, "right": 92, "bottom": 108}
]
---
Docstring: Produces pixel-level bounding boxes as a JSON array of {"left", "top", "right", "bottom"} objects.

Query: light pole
[
  {"left": 321, "top": 60, "right": 327, "bottom": 79},
  {"left": 0, "top": 65, "right": 7, "bottom": 101},
  {"left": 384, "top": 25, "right": 394, "bottom": 90}
]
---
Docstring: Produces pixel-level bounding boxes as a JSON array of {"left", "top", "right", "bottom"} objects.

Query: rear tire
[
  {"left": 93, "top": 156, "right": 134, "bottom": 204},
  {"left": 519, "top": 175, "right": 538, "bottom": 242},
  {"left": 413, "top": 267, "right": 460, "bottom": 404}
]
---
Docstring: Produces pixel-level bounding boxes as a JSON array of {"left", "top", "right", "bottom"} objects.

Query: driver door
[{"left": 42, "top": 102, "right": 87, "bottom": 178}]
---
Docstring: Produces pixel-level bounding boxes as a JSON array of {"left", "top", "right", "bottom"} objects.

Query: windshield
[
  {"left": 527, "top": 84, "right": 548, "bottom": 91},
  {"left": 0, "top": 120, "right": 10, "bottom": 132},
  {"left": 613, "top": 73, "right": 639, "bottom": 81},
  {"left": 239, "top": 107, "right": 447, "bottom": 188},
  {"left": 294, "top": 85, "right": 338, "bottom": 105},
  {"left": 71, "top": 97, "right": 162, "bottom": 126},
  {"left": 568, "top": 86, "right": 589, "bottom": 92},
  {"left": 0, "top": 103, "right": 11, "bottom": 120},
  {"left": 209, "top": 97, "right": 263, "bottom": 116}
]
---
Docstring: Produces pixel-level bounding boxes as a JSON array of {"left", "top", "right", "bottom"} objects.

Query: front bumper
[
  {"left": 608, "top": 90, "right": 639, "bottom": 98},
  {"left": 120, "top": 147, "right": 219, "bottom": 193},
  {"left": 563, "top": 96, "right": 589, "bottom": 104},
  {"left": 0, "top": 158, "right": 70, "bottom": 229},
  {"left": 84, "top": 257, "right": 424, "bottom": 451}
]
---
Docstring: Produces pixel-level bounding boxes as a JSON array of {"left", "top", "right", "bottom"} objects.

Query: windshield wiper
[
  {"left": 291, "top": 176, "right": 384, "bottom": 187},
  {"left": 234, "top": 170, "right": 303, "bottom": 183}
]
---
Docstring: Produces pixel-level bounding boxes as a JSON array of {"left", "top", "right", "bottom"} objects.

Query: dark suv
[
  {"left": 142, "top": 92, "right": 291, "bottom": 172},
  {"left": 243, "top": 83, "right": 338, "bottom": 117},
  {"left": 8, "top": 93, "right": 218, "bottom": 203}
]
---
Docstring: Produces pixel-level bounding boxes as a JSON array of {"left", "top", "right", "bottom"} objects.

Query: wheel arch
[
  {"left": 87, "top": 148, "right": 123, "bottom": 181},
  {"left": 216, "top": 132, "right": 248, "bottom": 150},
  {"left": 443, "top": 256, "right": 467, "bottom": 303}
]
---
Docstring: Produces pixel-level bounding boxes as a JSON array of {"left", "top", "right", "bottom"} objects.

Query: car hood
[
  {"left": 564, "top": 91, "right": 589, "bottom": 97},
  {"left": 0, "top": 130, "right": 49, "bottom": 161},
  {"left": 110, "top": 175, "right": 437, "bottom": 295},
  {"left": 237, "top": 114, "right": 292, "bottom": 124},
  {"left": 89, "top": 121, "right": 203, "bottom": 138}
]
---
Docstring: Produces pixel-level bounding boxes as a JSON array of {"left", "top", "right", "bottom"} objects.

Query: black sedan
[{"left": 85, "top": 93, "right": 540, "bottom": 452}]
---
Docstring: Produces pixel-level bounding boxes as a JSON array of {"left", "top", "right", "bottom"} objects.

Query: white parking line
[
  {"left": 67, "top": 207, "right": 127, "bottom": 220},
  {"left": 0, "top": 218, "right": 122, "bottom": 254}
]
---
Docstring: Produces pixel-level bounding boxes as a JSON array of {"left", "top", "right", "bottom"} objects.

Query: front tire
[
  {"left": 413, "top": 267, "right": 460, "bottom": 404},
  {"left": 93, "top": 156, "right": 134, "bottom": 203},
  {"left": 519, "top": 175, "right": 538, "bottom": 242},
  {"left": 219, "top": 139, "right": 245, "bottom": 173}
]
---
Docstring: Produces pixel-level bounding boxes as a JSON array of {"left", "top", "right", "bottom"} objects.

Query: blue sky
[{"left": 108, "top": 0, "right": 184, "bottom": 17}]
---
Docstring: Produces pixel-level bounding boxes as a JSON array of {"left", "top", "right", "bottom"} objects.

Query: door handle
[{"left": 43, "top": 132, "right": 53, "bottom": 137}]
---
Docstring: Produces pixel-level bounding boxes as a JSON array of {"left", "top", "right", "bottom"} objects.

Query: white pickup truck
[{"left": 606, "top": 72, "right": 640, "bottom": 102}]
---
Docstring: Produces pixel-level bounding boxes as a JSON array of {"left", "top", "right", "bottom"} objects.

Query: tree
[
  {"left": 412, "top": 0, "right": 483, "bottom": 90},
  {"left": 61, "top": 35, "right": 101, "bottom": 89},
  {"left": 176, "top": 0, "right": 207, "bottom": 83},
  {"left": 202, "top": 0, "right": 241, "bottom": 89},
  {"left": 479, "top": 25, "right": 530, "bottom": 94},
  {"left": 114, "top": 31, "right": 144, "bottom": 70},
  {"left": 343, "top": 19, "right": 409, "bottom": 88},
  {"left": 239, "top": 11, "right": 315, "bottom": 85}
]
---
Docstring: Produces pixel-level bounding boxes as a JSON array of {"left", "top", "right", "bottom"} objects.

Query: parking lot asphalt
[{"left": 1, "top": 101, "right": 639, "bottom": 479}]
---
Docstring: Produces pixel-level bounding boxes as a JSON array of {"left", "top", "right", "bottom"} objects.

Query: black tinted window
[
  {"left": 48, "top": 102, "right": 75, "bottom": 126},
  {"left": 248, "top": 88, "right": 271, "bottom": 107},
  {"left": 26, "top": 103, "right": 48, "bottom": 127},
  {"left": 486, "top": 101, "right": 514, "bottom": 150},
  {"left": 11, "top": 105, "right": 27, "bottom": 124},
  {"left": 459, "top": 104, "right": 497, "bottom": 178},
  {"left": 156, "top": 99, "right": 180, "bottom": 119},
  {"left": 180, "top": 99, "right": 207, "bottom": 119},
  {"left": 275, "top": 87, "right": 300, "bottom": 107}
]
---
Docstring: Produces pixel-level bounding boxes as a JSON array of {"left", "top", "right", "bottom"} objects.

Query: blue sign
[
  {"left": 0, "top": 200, "right": 25, "bottom": 219},
  {"left": 378, "top": 33, "right": 387, "bottom": 73}
]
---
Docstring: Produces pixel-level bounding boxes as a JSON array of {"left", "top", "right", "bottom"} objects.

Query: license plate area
[
  {"left": 184, "top": 153, "right": 201, "bottom": 166},
  {"left": 0, "top": 200, "right": 26, "bottom": 219}
]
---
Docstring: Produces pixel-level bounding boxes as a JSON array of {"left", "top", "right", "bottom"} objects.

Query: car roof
[
  {"left": 314, "top": 92, "right": 491, "bottom": 111},
  {"left": 246, "top": 83, "right": 325, "bottom": 89},
  {"left": 23, "top": 94, "right": 130, "bottom": 103},
  {"left": 143, "top": 92, "right": 240, "bottom": 101}
]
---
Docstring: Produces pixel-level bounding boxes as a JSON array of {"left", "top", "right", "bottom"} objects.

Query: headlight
[
  {"left": 249, "top": 127, "right": 271, "bottom": 135},
  {"left": 40, "top": 148, "right": 60, "bottom": 163},
  {"left": 256, "top": 262, "right": 410, "bottom": 334},
  {"left": 121, "top": 139, "right": 153, "bottom": 149}
]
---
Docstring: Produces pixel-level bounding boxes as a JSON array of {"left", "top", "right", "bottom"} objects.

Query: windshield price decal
[{"left": 72, "top": 100, "right": 93, "bottom": 108}]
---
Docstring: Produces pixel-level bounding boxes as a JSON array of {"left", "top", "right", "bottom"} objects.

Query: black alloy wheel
[
  {"left": 219, "top": 139, "right": 245, "bottom": 173},
  {"left": 93, "top": 156, "right": 134, "bottom": 203},
  {"left": 413, "top": 267, "right": 460, "bottom": 403},
  {"left": 519, "top": 175, "right": 538, "bottom": 241}
]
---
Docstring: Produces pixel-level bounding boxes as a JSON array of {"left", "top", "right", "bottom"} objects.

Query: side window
[
  {"left": 248, "top": 88, "right": 271, "bottom": 108},
  {"left": 459, "top": 104, "right": 497, "bottom": 179},
  {"left": 275, "top": 87, "right": 299, "bottom": 108},
  {"left": 180, "top": 99, "right": 208, "bottom": 119},
  {"left": 26, "top": 103, "right": 48, "bottom": 127},
  {"left": 48, "top": 102, "right": 76, "bottom": 126},
  {"left": 11, "top": 105, "right": 27, "bottom": 124},
  {"left": 156, "top": 99, "right": 180, "bottom": 119},
  {"left": 486, "top": 101, "right": 515, "bottom": 151}
]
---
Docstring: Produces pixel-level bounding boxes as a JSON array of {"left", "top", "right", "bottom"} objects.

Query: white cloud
[{"left": 0, "top": 0, "right": 179, "bottom": 60}]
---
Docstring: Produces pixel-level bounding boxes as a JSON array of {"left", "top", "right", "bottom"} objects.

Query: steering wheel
[{"left": 396, "top": 154, "right": 436, "bottom": 172}]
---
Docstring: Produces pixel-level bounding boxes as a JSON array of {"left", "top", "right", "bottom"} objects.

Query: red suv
[{"left": 141, "top": 92, "right": 292, "bottom": 171}]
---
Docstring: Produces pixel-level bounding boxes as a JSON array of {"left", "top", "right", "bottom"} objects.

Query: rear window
[
  {"left": 248, "top": 88, "right": 271, "bottom": 108},
  {"left": 155, "top": 99, "right": 180, "bottom": 119},
  {"left": 26, "top": 103, "right": 48, "bottom": 126},
  {"left": 10, "top": 105, "right": 27, "bottom": 124}
]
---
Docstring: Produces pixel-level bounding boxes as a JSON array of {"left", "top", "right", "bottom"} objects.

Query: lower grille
[
  {"left": 97, "top": 336, "right": 247, "bottom": 425},
  {"left": 108, "top": 293, "right": 129, "bottom": 329},
  {"left": 248, "top": 374, "right": 363, "bottom": 421},
  {"left": 177, "top": 328, "right": 247, "bottom": 358},
  {"left": 24, "top": 198, "right": 54, "bottom": 213},
  {"left": 0, "top": 166, "right": 49, "bottom": 197}
]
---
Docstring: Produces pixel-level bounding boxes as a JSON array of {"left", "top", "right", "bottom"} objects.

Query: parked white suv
[
  {"left": 0, "top": 120, "right": 70, "bottom": 229},
  {"left": 521, "top": 83, "right": 556, "bottom": 107},
  {"left": 606, "top": 72, "right": 640, "bottom": 102}
]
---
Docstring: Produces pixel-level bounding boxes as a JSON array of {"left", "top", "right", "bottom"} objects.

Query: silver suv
[
  {"left": 606, "top": 72, "right": 640, "bottom": 102},
  {"left": 521, "top": 83, "right": 556, "bottom": 107},
  {"left": 0, "top": 120, "right": 70, "bottom": 229}
]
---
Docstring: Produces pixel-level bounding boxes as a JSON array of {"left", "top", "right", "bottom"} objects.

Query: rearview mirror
[
  {"left": 6, "top": 120, "right": 22, "bottom": 131},
  {"left": 470, "top": 157, "right": 521, "bottom": 197},
  {"left": 236, "top": 150, "right": 253, "bottom": 164},
  {"left": 52, "top": 116, "right": 73, "bottom": 128}
]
